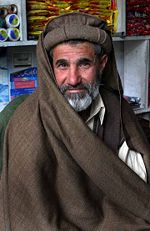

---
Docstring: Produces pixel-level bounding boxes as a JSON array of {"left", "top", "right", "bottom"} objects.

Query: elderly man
[{"left": 0, "top": 12, "right": 150, "bottom": 230}]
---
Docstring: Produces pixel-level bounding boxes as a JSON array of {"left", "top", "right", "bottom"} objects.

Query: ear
[{"left": 99, "top": 54, "right": 108, "bottom": 71}]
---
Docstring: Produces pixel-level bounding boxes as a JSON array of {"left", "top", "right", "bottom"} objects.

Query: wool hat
[{"left": 43, "top": 12, "right": 112, "bottom": 54}]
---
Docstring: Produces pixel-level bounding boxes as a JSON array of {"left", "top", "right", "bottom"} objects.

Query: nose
[{"left": 67, "top": 66, "right": 81, "bottom": 86}]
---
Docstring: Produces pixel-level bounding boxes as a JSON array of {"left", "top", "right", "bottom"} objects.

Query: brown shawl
[{"left": 0, "top": 12, "right": 150, "bottom": 231}]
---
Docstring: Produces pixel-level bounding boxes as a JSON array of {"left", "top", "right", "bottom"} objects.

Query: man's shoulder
[
  {"left": 0, "top": 94, "right": 29, "bottom": 175},
  {"left": 0, "top": 94, "right": 29, "bottom": 126}
]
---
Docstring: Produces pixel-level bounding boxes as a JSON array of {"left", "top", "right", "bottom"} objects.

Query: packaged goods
[
  {"left": 5, "top": 13, "right": 20, "bottom": 28},
  {"left": 10, "top": 67, "right": 38, "bottom": 100},
  {"left": 7, "top": 4, "right": 18, "bottom": 14},
  {"left": 27, "top": 0, "right": 119, "bottom": 39},
  {"left": 7, "top": 28, "right": 20, "bottom": 41},
  {"left": 0, "top": 4, "right": 20, "bottom": 42},
  {"left": 27, "top": 1, "right": 48, "bottom": 10},
  {"left": 0, "top": 17, "right": 5, "bottom": 27},
  {"left": 0, "top": 28, "right": 8, "bottom": 42},
  {"left": 27, "top": 10, "right": 50, "bottom": 16},
  {"left": 126, "top": 0, "right": 150, "bottom": 36},
  {"left": 0, "top": 7, "right": 8, "bottom": 18}
]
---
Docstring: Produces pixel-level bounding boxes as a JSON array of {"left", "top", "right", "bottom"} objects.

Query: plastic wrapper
[
  {"left": 27, "top": 2, "right": 48, "bottom": 10},
  {"left": 7, "top": 27, "right": 20, "bottom": 41},
  {"left": 26, "top": 0, "right": 119, "bottom": 40},
  {"left": 27, "top": 15, "right": 48, "bottom": 23},
  {"left": 126, "top": 0, "right": 150, "bottom": 36},
  {"left": 0, "top": 4, "right": 20, "bottom": 42},
  {"left": 0, "top": 28, "right": 8, "bottom": 42},
  {"left": 27, "top": 10, "right": 50, "bottom": 16}
]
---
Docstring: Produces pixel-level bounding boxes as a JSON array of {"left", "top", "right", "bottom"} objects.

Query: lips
[
  {"left": 60, "top": 83, "right": 89, "bottom": 94},
  {"left": 66, "top": 88, "right": 87, "bottom": 94}
]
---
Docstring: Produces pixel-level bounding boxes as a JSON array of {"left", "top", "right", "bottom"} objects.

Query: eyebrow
[
  {"left": 77, "top": 57, "right": 94, "bottom": 65},
  {"left": 55, "top": 57, "right": 94, "bottom": 66},
  {"left": 55, "top": 59, "right": 67, "bottom": 66}
]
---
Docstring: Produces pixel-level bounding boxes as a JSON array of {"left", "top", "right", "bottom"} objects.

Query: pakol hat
[{"left": 44, "top": 12, "right": 112, "bottom": 54}]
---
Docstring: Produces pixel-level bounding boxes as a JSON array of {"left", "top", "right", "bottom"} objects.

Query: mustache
[{"left": 59, "top": 83, "right": 98, "bottom": 94}]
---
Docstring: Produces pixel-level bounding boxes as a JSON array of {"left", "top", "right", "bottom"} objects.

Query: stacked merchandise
[
  {"left": 126, "top": 0, "right": 150, "bottom": 36},
  {"left": 26, "top": 0, "right": 118, "bottom": 40},
  {"left": 10, "top": 67, "right": 38, "bottom": 100},
  {"left": 0, "top": 4, "right": 20, "bottom": 42},
  {"left": 99, "top": 0, "right": 118, "bottom": 33},
  {"left": 26, "top": 0, "right": 50, "bottom": 40}
]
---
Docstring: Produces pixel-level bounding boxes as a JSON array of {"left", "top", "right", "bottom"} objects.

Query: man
[{"left": 0, "top": 12, "right": 150, "bottom": 230}]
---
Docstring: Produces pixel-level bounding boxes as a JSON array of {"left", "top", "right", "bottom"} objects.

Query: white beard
[{"left": 60, "top": 82, "right": 100, "bottom": 112}]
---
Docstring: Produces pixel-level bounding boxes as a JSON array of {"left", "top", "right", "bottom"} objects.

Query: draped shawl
[{"left": 0, "top": 12, "right": 150, "bottom": 230}]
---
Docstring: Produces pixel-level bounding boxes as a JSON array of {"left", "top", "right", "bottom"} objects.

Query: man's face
[{"left": 52, "top": 42, "right": 107, "bottom": 111}]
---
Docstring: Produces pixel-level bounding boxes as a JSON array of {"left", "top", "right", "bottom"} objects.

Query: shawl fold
[{"left": 0, "top": 12, "right": 150, "bottom": 230}]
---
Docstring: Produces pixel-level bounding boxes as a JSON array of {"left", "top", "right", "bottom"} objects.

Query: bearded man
[{"left": 0, "top": 12, "right": 150, "bottom": 231}]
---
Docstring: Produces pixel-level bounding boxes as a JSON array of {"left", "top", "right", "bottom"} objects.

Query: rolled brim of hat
[{"left": 43, "top": 12, "right": 112, "bottom": 53}]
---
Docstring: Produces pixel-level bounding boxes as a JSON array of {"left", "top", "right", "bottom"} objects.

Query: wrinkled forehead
[
  {"left": 52, "top": 41, "right": 97, "bottom": 60},
  {"left": 49, "top": 40, "right": 101, "bottom": 58}
]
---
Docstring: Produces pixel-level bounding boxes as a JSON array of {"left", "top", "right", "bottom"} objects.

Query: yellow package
[
  {"left": 112, "top": 10, "right": 118, "bottom": 33},
  {"left": 27, "top": 15, "right": 48, "bottom": 22},
  {"left": 27, "top": 4, "right": 48, "bottom": 10},
  {"left": 27, "top": 10, "right": 50, "bottom": 16}
]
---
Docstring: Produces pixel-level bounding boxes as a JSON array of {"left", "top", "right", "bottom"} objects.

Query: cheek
[
  {"left": 54, "top": 69, "right": 66, "bottom": 86},
  {"left": 83, "top": 68, "right": 97, "bottom": 83}
]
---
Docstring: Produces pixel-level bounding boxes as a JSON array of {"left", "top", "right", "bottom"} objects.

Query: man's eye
[
  {"left": 79, "top": 61, "right": 92, "bottom": 69},
  {"left": 57, "top": 62, "right": 68, "bottom": 69}
]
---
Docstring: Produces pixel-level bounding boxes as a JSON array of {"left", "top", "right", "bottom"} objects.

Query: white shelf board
[
  {"left": 113, "top": 35, "right": 150, "bottom": 42},
  {"left": 0, "top": 40, "right": 37, "bottom": 47},
  {"left": 0, "top": 35, "right": 149, "bottom": 47}
]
